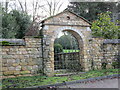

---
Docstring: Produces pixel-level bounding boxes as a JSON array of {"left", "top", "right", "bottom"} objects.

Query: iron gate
[{"left": 54, "top": 31, "right": 82, "bottom": 74}]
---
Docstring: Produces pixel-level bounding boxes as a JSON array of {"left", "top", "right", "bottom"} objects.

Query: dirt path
[{"left": 59, "top": 78, "right": 119, "bottom": 88}]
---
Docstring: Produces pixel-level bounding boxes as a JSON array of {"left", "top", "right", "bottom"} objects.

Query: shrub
[
  {"left": 112, "top": 61, "right": 119, "bottom": 69},
  {"left": 101, "top": 62, "right": 107, "bottom": 69},
  {"left": 54, "top": 44, "right": 63, "bottom": 53},
  {"left": 0, "top": 41, "right": 15, "bottom": 45},
  {"left": 0, "top": 41, "right": 10, "bottom": 45},
  {"left": 33, "top": 36, "right": 42, "bottom": 38}
]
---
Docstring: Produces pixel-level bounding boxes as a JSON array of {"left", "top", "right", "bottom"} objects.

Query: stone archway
[
  {"left": 41, "top": 9, "right": 92, "bottom": 76},
  {"left": 54, "top": 29, "right": 84, "bottom": 73}
]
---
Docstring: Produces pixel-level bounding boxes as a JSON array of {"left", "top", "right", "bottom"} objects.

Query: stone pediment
[{"left": 42, "top": 10, "right": 91, "bottom": 26}]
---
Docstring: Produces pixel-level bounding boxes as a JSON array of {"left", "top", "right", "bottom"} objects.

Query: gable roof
[{"left": 41, "top": 9, "right": 91, "bottom": 25}]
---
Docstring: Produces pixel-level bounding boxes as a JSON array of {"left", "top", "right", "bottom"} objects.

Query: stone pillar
[
  {"left": 83, "top": 44, "right": 90, "bottom": 72},
  {"left": 42, "top": 31, "right": 54, "bottom": 76},
  {"left": 90, "top": 38, "right": 104, "bottom": 70}
]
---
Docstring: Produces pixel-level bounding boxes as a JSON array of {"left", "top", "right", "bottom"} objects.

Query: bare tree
[
  {"left": 25, "top": 0, "right": 27, "bottom": 13},
  {"left": 5, "top": 0, "right": 9, "bottom": 13},
  {"left": 1, "top": 0, "right": 9, "bottom": 13},
  {"left": 16, "top": 0, "right": 45, "bottom": 21},
  {"left": 3, "top": 0, "right": 64, "bottom": 20},
  {"left": 2, "top": 0, "right": 64, "bottom": 36},
  {"left": 41, "top": 0, "right": 63, "bottom": 16}
]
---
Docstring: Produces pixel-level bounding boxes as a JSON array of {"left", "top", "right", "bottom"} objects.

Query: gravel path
[{"left": 58, "top": 78, "right": 119, "bottom": 88}]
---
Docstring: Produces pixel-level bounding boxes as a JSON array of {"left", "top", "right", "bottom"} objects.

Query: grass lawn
[
  {"left": 63, "top": 49, "right": 79, "bottom": 53},
  {"left": 2, "top": 69, "right": 118, "bottom": 88}
]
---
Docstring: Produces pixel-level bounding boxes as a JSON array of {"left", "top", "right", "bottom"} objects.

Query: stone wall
[
  {"left": 1, "top": 37, "right": 43, "bottom": 78},
  {"left": 89, "top": 38, "right": 104, "bottom": 70},
  {"left": 90, "top": 38, "right": 119, "bottom": 70},
  {"left": 1, "top": 9, "right": 119, "bottom": 78},
  {"left": 1, "top": 37, "right": 119, "bottom": 78},
  {"left": 103, "top": 40, "right": 119, "bottom": 69},
  {"left": 54, "top": 38, "right": 119, "bottom": 71}
]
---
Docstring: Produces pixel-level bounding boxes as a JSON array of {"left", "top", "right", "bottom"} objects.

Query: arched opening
[{"left": 54, "top": 29, "right": 84, "bottom": 74}]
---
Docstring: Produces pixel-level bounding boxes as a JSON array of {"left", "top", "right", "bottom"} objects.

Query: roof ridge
[{"left": 41, "top": 9, "right": 91, "bottom": 25}]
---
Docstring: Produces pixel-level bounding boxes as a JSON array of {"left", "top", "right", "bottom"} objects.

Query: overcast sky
[{"left": 2, "top": 0, "right": 69, "bottom": 19}]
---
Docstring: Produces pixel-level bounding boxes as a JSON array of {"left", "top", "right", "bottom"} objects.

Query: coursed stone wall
[
  {"left": 1, "top": 37, "right": 43, "bottom": 78},
  {"left": 90, "top": 38, "right": 119, "bottom": 70},
  {"left": 89, "top": 38, "right": 104, "bottom": 70},
  {"left": 1, "top": 37, "right": 119, "bottom": 78},
  {"left": 103, "top": 40, "right": 119, "bottom": 69}
]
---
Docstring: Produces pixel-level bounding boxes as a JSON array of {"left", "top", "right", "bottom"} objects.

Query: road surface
[{"left": 58, "top": 78, "right": 119, "bottom": 88}]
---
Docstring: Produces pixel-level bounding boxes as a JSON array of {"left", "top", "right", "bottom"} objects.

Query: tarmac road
[{"left": 59, "top": 78, "right": 119, "bottom": 88}]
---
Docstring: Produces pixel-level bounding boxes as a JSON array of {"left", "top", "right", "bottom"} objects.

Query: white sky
[
  {"left": 2, "top": 0, "right": 69, "bottom": 20},
  {"left": 0, "top": 0, "right": 69, "bottom": 38}
]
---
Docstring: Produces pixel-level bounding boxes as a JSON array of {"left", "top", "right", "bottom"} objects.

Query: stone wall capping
[{"left": 104, "top": 39, "right": 120, "bottom": 44}]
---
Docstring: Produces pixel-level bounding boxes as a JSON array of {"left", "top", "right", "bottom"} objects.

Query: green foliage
[
  {"left": 101, "top": 62, "right": 107, "bottom": 69},
  {"left": 112, "top": 61, "right": 119, "bottom": 69},
  {"left": 2, "top": 69, "right": 118, "bottom": 88},
  {"left": 91, "top": 12, "right": 119, "bottom": 39},
  {"left": 68, "top": 2, "right": 120, "bottom": 22},
  {"left": 33, "top": 36, "right": 43, "bottom": 38},
  {"left": 0, "top": 41, "right": 15, "bottom": 45},
  {"left": 2, "top": 9, "right": 19, "bottom": 38},
  {"left": 2, "top": 8, "right": 31, "bottom": 39},
  {"left": 54, "top": 44, "right": 63, "bottom": 53},
  {"left": 0, "top": 41, "right": 10, "bottom": 45},
  {"left": 54, "top": 34, "right": 79, "bottom": 49},
  {"left": 11, "top": 10, "right": 31, "bottom": 39}
]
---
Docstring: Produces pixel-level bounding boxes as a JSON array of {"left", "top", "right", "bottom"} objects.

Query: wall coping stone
[
  {"left": 104, "top": 39, "right": 120, "bottom": 44},
  {"left": 0, "top": 39, "right": 25, "bottom": 46}
]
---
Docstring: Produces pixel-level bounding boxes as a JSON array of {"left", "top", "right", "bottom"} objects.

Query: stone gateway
[{"left": 1, "top": 9, "right": 119, "bottom": 78}]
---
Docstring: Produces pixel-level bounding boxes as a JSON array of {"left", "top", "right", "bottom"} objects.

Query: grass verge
[{"left": 2, "top": 69, "right": 119, "bottom": 88}]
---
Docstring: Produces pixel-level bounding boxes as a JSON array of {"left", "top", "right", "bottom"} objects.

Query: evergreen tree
[
  {"left": 68, "top": 2, "right": 119, "bottom": 22},
  {"left": 91, "top": 12, "right": 119, "bottom": 39},
  {"left": 10, "top": 10, "right": 31, "bottom": 38},
  {"left": 2, "top": 8, "right": 19, "bottom": 38},
  {"left": 55, "top": 34, "right": 79, "bottom": 49},
  {"left": 2, "top": 8, "right": 31, "bottom": 39}
]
